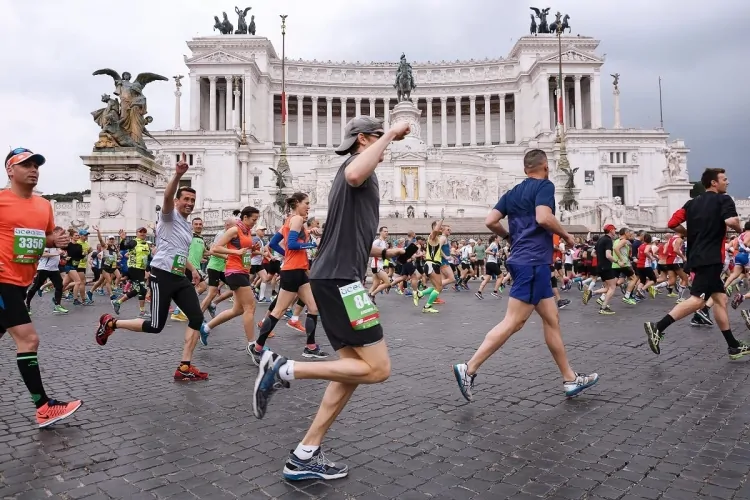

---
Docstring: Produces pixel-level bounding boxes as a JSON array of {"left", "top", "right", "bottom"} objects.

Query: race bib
[
  {"left": 171, "top": 254, "right": 187, "bottom": 276},
  {"left": 338, "top": 281, "right": 380, "bottom": 330},
  {"left": 13, "top": 228, "right": 45, "bottom": 264},
  {"left": 242, "top": 252, "right": 252, "bottom": 269}
]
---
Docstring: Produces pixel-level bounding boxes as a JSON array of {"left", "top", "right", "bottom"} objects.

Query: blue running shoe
[
  {"left": 253, "top": 351, "right": 290, "bottom": 419},
  {"left": 86, "top": 290, "right": 93, "bottom": 302},
  {"left": 199, "top": 323, "right": 210, "bottom": 346},
  {"left": 111, "top": 299, "right": 121, "bottom": 315},
  {"left": 283, "top": 448, "right": 349, "bottom": 481},
  {"left": 207, "top": 302, "right": 217, "bottom": 318},
  {"left": 564, "top": 372, "right": 599, "bottom": 397}
]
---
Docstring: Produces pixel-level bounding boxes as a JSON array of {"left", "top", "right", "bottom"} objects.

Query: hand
[
  {"left": 175, "top": 153, "right": 189, "bottom": 175},
  {"left": 236, "top": 248, "right": 249, "bottom": 256},
  {"left": 390, "top": 121, "right": 410, "bottom": 141},
  {"left": 54, "top": 233, "right": 70, "bottom": 248},
  {"left": 563, "top": 234, "right": 575, "bottom": 248},
  {"left": 389, "top": 248, "right": 406, "bottom": 257},
  {"left": 191, "top": 271, "right": 200, "bottom": 286},
  {"left": 310, "top": 227, "right": 323, "bottom": 236},
  {"left": 92, "top": 224, "right": 99, "bottom": 232}
]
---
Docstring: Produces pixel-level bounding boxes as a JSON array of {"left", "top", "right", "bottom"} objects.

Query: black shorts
[
  {"left": 599, "top": 268, "right": 617, "bottom": 282},
  {"left": 264, "top": 260, "right": 281, "bottom": 275},
  {"left": 225, "top": 272, "right": 251, "bottom": 291},
  {"left": 280, "top": 269, "right": 309, "bottom": 293},
  {"left": 250, "top": 264, "right": 264, "bottom": 275},
  {"left": 637, "top": 267, "right": 657, "bottom": 284},
  {"left": 665, "top": 263, "right": 683, "bottom": 272},
  {"left": 690, "top": 264, "right": 725, "bottom": 300},
  {"left": 92, "top": 267, "right": 102, "bottom": 281},
  {"left": 207, "top": 268, "right": 226, "bottom": 287},
  {"left": 128, "top": 267, "right": 147, "bottom": 283},
  {"left": 554, "top": 261, "right": 563, "bottom": 271},
  {"left": 0, "top": 283, "right": 31, "bottom": 333},
  {"left": 310, "top": 279, "right": 384, "bottom": 351},
  {"left": 400, "top": 262, "right": 416, "bottom": 277},
  {"left": 102, "top": 265, "right": 115, "bottom": 274},
  {"left": 394, "top": 263, "right": 403, "bottom": 275},
  {"left": 617, "top": 267, "right": 635, "bottom": 278},
  {"left": 485, "top": 262, "right": 500, "bottom": 277},
  {"left": 475, "top": 259, "right": 485, "bottom": 268},
  {"left": 564, "top": 263, "right": 573, "bottom": 272},
  {"left": 657, "top": 264, "right": 667, "bottom": 273}
]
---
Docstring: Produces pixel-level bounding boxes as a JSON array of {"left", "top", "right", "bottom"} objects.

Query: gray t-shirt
[
  {"left": 150, "top": 209, "right": 193, "bottom": 274},
  {"left": 310, "top": 154, "right": 379, "bottom": 281}
]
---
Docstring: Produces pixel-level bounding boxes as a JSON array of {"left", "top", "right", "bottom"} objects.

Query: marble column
[
  {"left": 240, "top": 160, "right": 248, "bottom": 194},
  {"left": 513, "top": 93, "right": 522, "bottom": 143},
  {"left": 483, "top": 94, "right": 491, "bottom": 145},
  {"left": 369, "top": 98, "right": 375, "bottom": 117},
  {"left": 591, "top": 73, "right": 602, "bottom": 128},
  {"left": 455, "top": 96, "right": 462, "bottom": 146},
  {"left": 311, "top": 96, "right": 319, "bottom": 147},
  {"left": 224, "top": 76, "right": 233, "bottom": 130},
  {"left": 208, "top": 76, "right": 217, "bottom": 131},
  {"left": 218, "top": 88, "right": 226, "bottom": 131},
  {"left": 189, "top": 75, "right": 200, "bottom": 130},
  {"left": 426, "top": 97, "right": 433, "bottom": 146},
  {"left": 383, "top": 98, "right": 390, "bottom": 130},
  {"left": 355, "top": 97, "right": 361, "bottom": 117},
  {"left": 233, "top": 78, "right": 241, "bottom": 130},
  {"left": 613, "top": 88, "right": 622, "bottom": 129},
  {"left": 268, "top": 94, "right": 275, "bottom": 143},
  {"left": 297, "top": 95, "right": 304, "bottom": 146},
  {"left": 242, "top": 75, "right": 251, "bottom": 134},
  {"left": 574, "top": 75, "right": 583, "bottom": 129},
  {"left": 541, "top": 76, "right": 551, "bottom": 133},
  {"left": 174, "top": 87, "right": 182, "bottom": 130},
  {"left": 326, "top": 97, "right": 333, "bottom": 147},
  {"left": 340, "top": 97, "right": 347, "bottom": 138},
  {"left": 440, "top": 97, "right": 448, "bottom": 147},
  {"left": 469, "top": 95, "right": 477, "bottom": 146},
  {"left": 498, "top": 93, "right": 506, "bottom": 144}
]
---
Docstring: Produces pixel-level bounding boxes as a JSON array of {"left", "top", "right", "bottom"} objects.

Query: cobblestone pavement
[{"left": 4, "top": 286, "right": 750, "bottom": 500}]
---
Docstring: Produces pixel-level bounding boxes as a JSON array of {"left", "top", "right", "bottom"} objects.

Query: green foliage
[
  {"left": 689, "top": 181, "right": 705, "bottom": 199},
  {"left": 41, "top": 190, "right": 91, "bottom": 203}
]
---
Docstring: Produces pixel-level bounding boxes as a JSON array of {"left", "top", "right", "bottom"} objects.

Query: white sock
[
  {"left": 293, "top": 442, "right": 318, "bottom": 460},
  {"left": 203, "top": 324, "right": 211, "bottom": 333},
  {"left": 291, "top": 315, "right": 299, "bottom": 322},
  {"left": 587, "top": 280, "right": 597, "bottom": 291},
  {"left": 260, "top": 282, "right": 267, "bottom": 299},
  {"left": 656, "top": 282, "right": 667, "bottom": 289},
  {"left": 278, "top": 360, "right": 295, "bottom": 381}
]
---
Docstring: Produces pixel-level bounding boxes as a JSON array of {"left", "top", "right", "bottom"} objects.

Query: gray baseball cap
[{"left": 335, "top": 116, "right": 385, "bottom": 155}]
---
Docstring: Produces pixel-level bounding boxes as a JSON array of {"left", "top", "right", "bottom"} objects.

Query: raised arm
[
  {"left": 345, "top": 122, "right": 410, "bottom": 187},
  {"left": 162, "top": 153, "right": 189, "bottom": 215}
]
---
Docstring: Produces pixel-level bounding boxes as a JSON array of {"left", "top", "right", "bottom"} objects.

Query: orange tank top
[
  {"left": 281, "top": 217, "right": 309, "bottom": 271},
  {"left": 225, "top": 223, "right": 253, "bottom": 275}
]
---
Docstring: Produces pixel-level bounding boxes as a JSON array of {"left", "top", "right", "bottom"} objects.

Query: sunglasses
[
  {"left": 9, "top": 147, "right": 31, "bottom": 156},
  {"left": 363, "top": 131, "right": 384, "bottom": 138}
]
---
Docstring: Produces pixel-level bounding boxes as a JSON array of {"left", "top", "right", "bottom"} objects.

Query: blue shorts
[
  {"left": 507, "top": 263, "right": 554, "bottom": 305},
  {"left": 736, "top": 253, "right": 749, "bottom": 267}
]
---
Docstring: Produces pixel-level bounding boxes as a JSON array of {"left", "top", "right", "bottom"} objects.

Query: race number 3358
[
  {"left": 338, "top": 281, "right": 380, "bottom": 330},
  {"left": 13, "top": 228, "right": 45, "bottom": 264}
]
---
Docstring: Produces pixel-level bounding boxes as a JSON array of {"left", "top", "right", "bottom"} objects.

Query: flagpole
[{"left": 658, "top": 76, "right": 664, "bottom": 129}]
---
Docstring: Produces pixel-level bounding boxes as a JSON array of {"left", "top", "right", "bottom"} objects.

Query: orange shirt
[
  {"left": 552, "top": 234, "right": 562, "bottom": 263},
  {"left": 281, "top": 217, "right": 309, "bottom": 271},
  {"left": 225, "top": 223, "right": 253, "bottom": 275},
  {"left": 0, "top": 190, "right": 55, "bottom": 287}
]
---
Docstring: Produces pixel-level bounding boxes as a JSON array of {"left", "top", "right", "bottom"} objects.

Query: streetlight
[
  {"left": 555, "top": 12, "right": 577, "bottom": 213},
  {"left": 277, "top": 14, "right": 289, "bottom": 175}
]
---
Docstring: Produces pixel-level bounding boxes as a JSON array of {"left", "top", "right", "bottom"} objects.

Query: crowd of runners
[{"left": 2, "top": 118, "right": 747, "bottom": 480}]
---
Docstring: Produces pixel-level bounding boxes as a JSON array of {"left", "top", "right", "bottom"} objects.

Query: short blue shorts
[
  {"left": 736, "top": 252, "right": 749, "bottom": 267},
  {"left": 507, "top": 263, "right": 554, "bottom": 305}
]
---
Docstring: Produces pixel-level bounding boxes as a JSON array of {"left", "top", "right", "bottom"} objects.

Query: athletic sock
[
  {"left": 256, "top": 314, "right": 280, "bottom": 348},
  {"left": 17, "top": 353, "right": 49, "bottom": 408},
  {"left": 293, "top": 441, "right": 317, "bottom": 460},
  {"left": 655, "top": 314, "right": 675, "bottom": 333},
  {"left": 420, "top": 287, "right": 434, "bottom": 299},
  {"left": 722, "top": 329, "right": 740, "bottom": 349},
  {"left": 425, "top": 289, "right": 440, "bottom": 307},
  {"left": 203, "top": 324, "right": 211, "bottom": 333},
  {"left": 279, "top": 360, "right": 295, "bottom": 381},
  {"left": 305, "top": 314, "right": 318, "bottom": 345}
]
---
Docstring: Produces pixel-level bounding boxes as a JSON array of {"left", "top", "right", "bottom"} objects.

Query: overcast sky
[{"left": 1, "top": 0, "right": 748, "bottom": 195}]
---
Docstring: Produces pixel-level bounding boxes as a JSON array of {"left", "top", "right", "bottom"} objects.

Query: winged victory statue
[{"left": 92, "top": 69, "right": 168, "bottom": 151}]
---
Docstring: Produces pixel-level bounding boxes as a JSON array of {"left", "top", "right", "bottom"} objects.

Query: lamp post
[
  {"left": 277, "top": 14, "right": 289, "bottom": 174},
  {"left": 555, "top": 13, "right": 577, "bottom": 213}
]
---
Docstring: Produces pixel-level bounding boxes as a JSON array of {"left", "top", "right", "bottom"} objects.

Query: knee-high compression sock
[
  {"left": 420, "top": 287, "right": 434, "bottom": 299},
  {"left": 17, "top": 353, "right": 49, "bottom": 408},
  {"left": 256, "top": 314, "right": 280, "bottom": 348},
  {"left": 267, "top": 296, "right": 278, "bottom": 313},
  {"left": 425, "top": 289, "right": 440, "bottom": 307},
  {"left": 305, "top": 314, "right": 318, "bottom": 345}
]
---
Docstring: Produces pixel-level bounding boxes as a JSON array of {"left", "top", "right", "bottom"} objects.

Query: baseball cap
[
  {"left": 137, "top": 226, "right": 148, "bottom": 232},
  {"left": 78, "top": 229, "right": 89, "bottom": 236},
  {"left": 5, "top": 147, "right": 46, "bottom": 169},
  {"left": 335, "top": 116, "right": 385, "bottom": 155},
  {"left": 255, "top": 225, "right": 267, "bottom": 231},
  {"left": 603, "top": 224, "right": 616, "bottom": 233}
]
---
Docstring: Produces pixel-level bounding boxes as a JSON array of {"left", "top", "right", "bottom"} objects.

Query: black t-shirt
[
  {"left": 65, "top": 243, "right": 84, "bottom": 266},
  {"left": 675, "top": 192, "right": 737, "bottom": 268},
  {"left": 596, "top": 235, "right": 613, "bottom": 270}
]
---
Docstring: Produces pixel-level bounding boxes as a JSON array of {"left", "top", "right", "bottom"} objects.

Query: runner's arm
[
  {"left": 287, "top": 215, "right": 316, "bottom": 250},
  {"left": 268, "top": 232, "right": 286, "bottom": 256},
  {"left": 209, "top": 227, "right": 243, "bottom": 256},
  {"left": 345, "top": 125, "right": 407, "bottom": 187}
]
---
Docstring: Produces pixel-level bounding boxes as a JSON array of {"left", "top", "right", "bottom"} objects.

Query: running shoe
[
  {"left": 53, "top": 305, "right": 69, "bottom": 314},
  {"left": 564, "top": 373, "right": 599, "bottom": 397},
  {"left": 199, "top": 323, "right": 210, "bottom": 346},
  {"left": 111, "top": 299, "right": 121, "bottom": 315},
  {"left": 731, "top": 293, "right": 744, "bottom": 310},
  {"left": 434, "top": 298, "right": 445, "bottom": 305},
  {"left": 557, "top": 299, "right": 570, "bottom": 309},
  {"left": 598, "top": 306, "right": 615, "bottom": 315},
  {"left": 208, "top": 303, "right": 217, "bottom": 318},
  {"left": 283, "top": 448, "right": 349, "bottom": 481},
  {"left": 412, "top": 291, "right": 421, "bottom": 307},
  {"left": 287, "top": 320, "right": 305, "bottom": 333},
  {"left": 73, "top": 299, "right": 83, "bottom": 306},
  {"left": 422, "top": 306, "right": 439, "bottom": 313},
  {"left": 729, "top": 342, "right": 750, "bottom": 360},
  {"left": 742, "top": 310, "right": 750, "bottom": 330},
  {"left": 474, "top": 291, "right": 484, "bottom": 300},
  {"left": 696, "top": 309, "right": 713, "bottom": 326},
  {"left": 283, "top": 309, "right": 293, "bottom": 320},
  {"left": 453, "top": 363, "right": 476, "bottom": 402},
  {"left": 36, "top": 399, "right": 83, "bottom": 428},
  {"left": 645, "top": 322, "right": 663, "bottom": 355},
  {"left": 621, "top": 297, "right": 636, "bottom": 306},
  {"left": 173, "top": 364, "right": 208, "bottom": 381},
  {"left": 96, "top": 314, "right": 115, "bottom": 346},
  {"left": 248, "top": 342, "right": 267, "bottom": 366},
  {"left": 86, "top": 290, "right": 93, "bottom": 302},
  {"left": 171, "top": 311, "right": 188, "bottom": 322},
  {"left": 491, "top": 291, "right": 500, "bottom": 298},
  {"left": 302, "top": 346, "right": 329, "bottom": 359},
  {"left": 253, "top": 351, "right": 290, "bottom": 419},
  {"left": 648, "top": 286, "right": 657, "bottom": 299}
]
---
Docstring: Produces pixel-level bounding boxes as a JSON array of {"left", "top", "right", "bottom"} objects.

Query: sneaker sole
[
  {"left": 282, "top": 467, "right": 348, "bottom": 481},
  {"left": 302, "top": 352, "right": 329, "bottom": 359},
  {"left": 38, "top": 401, "right": 83, "bottom": 429},
  {"left": 253, "top": 351, "right": 274, "bottom": 419},
  {"left": 452, "top": 365, "right": 472, "bottom": 402},
  {"left": 565, "top": 376, "right": 599, "bottom": 398}
]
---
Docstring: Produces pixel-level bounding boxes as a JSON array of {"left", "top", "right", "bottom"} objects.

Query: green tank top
[
  {"left": 127, "top": 239, "right": 151, "bottom": 270},
  {"left": 425, "top": 240, "right": 443, "bottom": 264},
  {"left": 612, "top": 241, "right": 630, "bottom": 269}
]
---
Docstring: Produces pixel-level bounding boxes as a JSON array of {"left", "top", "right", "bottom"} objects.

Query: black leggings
[
  {"left": 26, "top": 270, "right": 63, "bottom": 306},
  {"left": 142, "top": 268, "right": 204, "bottom": 333}
]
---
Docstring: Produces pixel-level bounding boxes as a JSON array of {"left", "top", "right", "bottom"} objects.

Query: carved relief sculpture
[
  {"left": 427, "top": 180, "right": 443, "bottom": 200},
  {"left": 401, "top": 167, "right": 418, "bottom": 200},
  {"left": 381, "top": 180, "right": 393, "bottom": 201}
]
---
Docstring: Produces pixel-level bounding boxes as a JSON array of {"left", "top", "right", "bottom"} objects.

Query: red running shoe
[
  {"left": 96, "top": 314, "right": 115, "bottom": 346},
  {"left": 36, "top": 399, "right": 83, "bottom": 428},
  {"left": 174, "top": 364, "right": 209, "bottom": 381}
]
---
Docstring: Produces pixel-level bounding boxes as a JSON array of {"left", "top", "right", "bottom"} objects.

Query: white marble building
[{"left": 145, "top": 32, "right": 693, "bottom": 232}]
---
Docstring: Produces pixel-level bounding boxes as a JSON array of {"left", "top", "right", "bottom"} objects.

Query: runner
[
  {"left": 251, "top": 117, "right": 409, "bottom": 480},
  {"left": 95, "top": 155, "right": 209, "bottom": 380},
  {"left": 453, "top": 149, "right": 598, "bottom": 402},
  {"left": 1, "top": 147, "right": 82, "bottom": 427},
  {"left": 644, "top": 168, "right": 749, "bottom": 359},
  {"left": 25, "top": 226, "right": 68, "bottom": 315},
  {"left": 201, "top": 217, "right": 234, "bottom": 316},
  {"left": 111, "top": 227, "right": 151, "bottom": 318}
]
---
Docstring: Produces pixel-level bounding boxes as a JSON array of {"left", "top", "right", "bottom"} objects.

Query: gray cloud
[{"left": 2, "top": 0, "right": 747, "bottom": 195}]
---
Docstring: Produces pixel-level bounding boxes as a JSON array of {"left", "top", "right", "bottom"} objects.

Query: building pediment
[
  {"left": 186, "top": 50, "right": 254, "bottom": 65},
  {"left": 540, "top": 48, "right": 602, "bottom": 64}
]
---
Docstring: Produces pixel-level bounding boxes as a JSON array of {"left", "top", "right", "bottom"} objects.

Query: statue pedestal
[
  {"left": 390, "top": 101, "right": 423, "bottom": 139},
  {"left": 654, "top": 181, "right": 692, "bottom": 226},
  {"left": 81, "top": 148, "right": 164, "bottom": 235},
  {"left": 389, "top": 100, "right": 428, "bottom": 204}
]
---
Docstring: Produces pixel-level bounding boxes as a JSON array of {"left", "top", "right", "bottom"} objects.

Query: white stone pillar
[
  {"left": 369, "top": 98, "right": 375, "bottom": 117},
  {"left": 225, "top": 76, "right": 233, "bottom": 130},
  {"left": 574, "top": 75, "right": 583, "bottom": 129},
  {"left": 355, "top": 97, "right": 362, "bottom": 117},
  {"left": 241, "top": 160, "right": 248, "bottom": 194},
  {"left": 243, "top": 75, "right": 251, "bottom": 135},
  {"left": 483, "top": 95, "right": 491, "bottom": 146},
  {"left": 613, "top": 88, "right": 622, "bottom": 129},
  {"left": 513, "top": 94, "right": 522, "bottom": 143},
  {"left": 440, "top": 97, "right": 448, "bottom": 147},
  {"left": 190, "top": 75, "right": 200, "bottom": 130},
  {"left": 208, "top": 76, "right": 217, "bottom": 131},
  {"left": 174, "top": 87, "right": 182, "bottom": 130},
  {"left": 455, "top": 96, "right": 462, "bottom": 146},
  {"left": 499, "top": 94, "right": 507, "bottom": 144},
  {"left": 268, "top": 94, "right": 275, "bottom": 143},
  {"left": 340, "top": 97, "right": 347, "bottom": 138},
  {"left": 297, "top": 95, "right": 304, "bottom": 146},
  {"left": 469, "top": 95, "right": 477, "bottom": 146},
  {"left": 326, "top": 97, "right": 333, "bottom": 147},
  {"left": 383, "top": 98, "right": 390, "bottom": 130},
  {"left": 233, "top": 78, "right": 241, "bottom": 130},
  {"left": 311, "top": 96, "right": 319, "bottom": 147},
  {"left": 592, "top": 73, "right": 602, "bottom": 129},
  {"left": 218, "top": 88, "right": 226, "bottom": 131},
  {"left": 426, "top": 97, "right": 433, "bottom": 146},
  {"left": 541, "top": 76, "right": 551, "bottom": 133},
  {"left": 283, "top": 93, "right": 289, "bottom": 144}
]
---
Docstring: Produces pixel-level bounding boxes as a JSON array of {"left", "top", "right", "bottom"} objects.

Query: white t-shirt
[
  {"left": 460, "top": 245, "right": 472, "bottom": 263},
  {"left": 564, "top": 249, "right": 573, "bottom": 265},
  {"left": 150, "top": 209, "right": 193, "bottom": 274},
  {"left": 370, "top": 238, "right": 388, "bottom": 269},
  {"left": 486, "top": 242, "right": 498, "bottom": 264},
  {"left": 37, "top": 248, "right": 61, "bottom": 272},
  {"left": 251, "top": 236, "right": 264, "bottom": 266}
]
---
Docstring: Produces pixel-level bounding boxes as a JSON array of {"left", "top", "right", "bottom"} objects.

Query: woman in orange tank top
[
  {"left": 254, "top": 192, "right": 327, "bottom": 359},
  {"left": 198, "top": 206, "right": 262, "bottom": 353}
]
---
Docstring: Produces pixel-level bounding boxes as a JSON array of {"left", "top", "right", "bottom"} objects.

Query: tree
[
  {"left": 42, "top": 190, "right": 91, "bottom": 203},
  {"left": 689, "top": 181, "right": 705, "bottom": 199}
]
